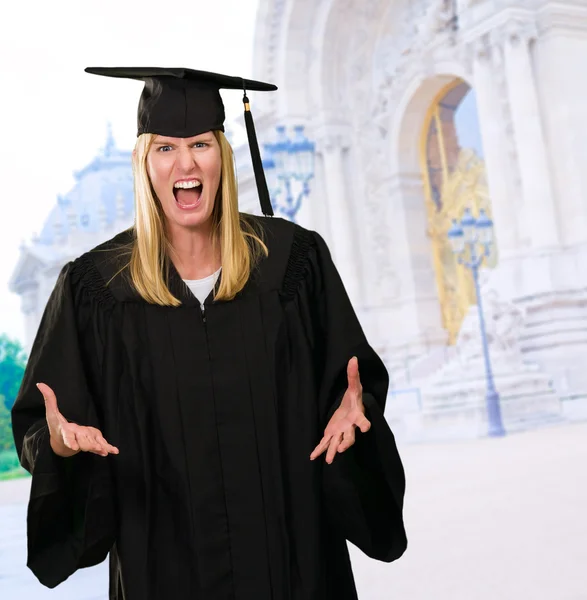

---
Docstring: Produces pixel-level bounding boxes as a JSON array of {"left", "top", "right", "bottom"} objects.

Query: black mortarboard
[{"left": 85, "top": 67, "right": 277, "bottom": 216}]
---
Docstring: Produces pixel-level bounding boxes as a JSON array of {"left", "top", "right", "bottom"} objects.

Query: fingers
[
  {"left": 36, "top": 384, "right": 118, "bottom": 458},
  {"left": 73, "top": 426, "right": 119, "bottom": 457},
  {"left": 346, "top": 357, "right": 362, "bottom": 395},
  {"left": 311, "top": 431, "right": 345, "bottom": 463},
  {"left": 96, "top": 434, "right": 120, "bottom": 455},
  {"left": 325, "top": 433, "right": 343, "bottom": 464},
  {"left": 37, "top": 382, "right": 59, "bottom": 414},
  {"left": 310, "top": 434, "right": 331, "bottom": 461},
  {"left": 64, "top": 425, "right": 119, "bottom": 457},
  {"left": 355, "top": 414, "right": 371, "bottom": 434},
  {"left": 311, "top": 430, "right": 351, "bottom": 464},
  {"left": 39, "top": 383, "right": 68, "bottom": 448},
  {"left": 335, "top": 413, "right": 371, "bottom": 455},
  {"left": 61, "top": 428, "right": 81, "bottom": 452},
  {"left": 311, "top": 416, "right": 371, "bottom": 462},
  {"left": 78, "top": 432, "right": 106, "bottom": 456},
  {"left": 337, "top": 427, "right": 356, "bottom": 453}
]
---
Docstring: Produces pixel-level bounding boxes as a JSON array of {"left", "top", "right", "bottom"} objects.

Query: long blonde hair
[{"left": 129, "top": 130, "right": 267, "bottom": 306}]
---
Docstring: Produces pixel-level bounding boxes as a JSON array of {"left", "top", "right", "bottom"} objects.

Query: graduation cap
[{"left": 85, "top": 67, "right": 277, "bottom": 216}]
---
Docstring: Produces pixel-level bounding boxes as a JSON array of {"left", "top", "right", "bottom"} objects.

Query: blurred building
[
  {"left": 249, "top": 0, "right": 587, "bottom": 437},
  {"left": 10, "top": 126, "right": 134, "bottom": 348},
  {"left": 11, "top": 0, "right": 587, "bottom": 439}
]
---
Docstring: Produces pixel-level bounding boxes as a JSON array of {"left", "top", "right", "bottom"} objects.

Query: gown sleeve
[
  {"left": 11, "top": 259, "right": 116, "bottom": 588},
  {"left": 304, "top": 230, "right": 407, "bottom": 563}
]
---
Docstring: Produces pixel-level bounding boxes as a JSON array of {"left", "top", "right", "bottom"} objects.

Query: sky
[{"left": 0, "top": 0, "right": 260, "bottom": 343}]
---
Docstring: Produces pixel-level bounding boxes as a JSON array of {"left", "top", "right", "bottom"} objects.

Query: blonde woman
[{"left": 12, "top": 68, "right": 407, "bottom": 600}]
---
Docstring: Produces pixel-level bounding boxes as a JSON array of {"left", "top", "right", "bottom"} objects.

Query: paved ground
[
  {"left": 1, "top": 422, "right": 585, "bottom": 599},
  {"left": 0, "top": 502, "right": 107, "bottom": 599}
]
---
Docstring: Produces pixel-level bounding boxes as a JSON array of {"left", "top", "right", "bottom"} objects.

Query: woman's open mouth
[{"left": 173, "top": 179, "right": 203, "bottom": 210}]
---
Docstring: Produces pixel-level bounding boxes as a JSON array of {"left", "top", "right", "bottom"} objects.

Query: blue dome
[{"left": 38, "top": 126, "right": 134, "bottom": 244}]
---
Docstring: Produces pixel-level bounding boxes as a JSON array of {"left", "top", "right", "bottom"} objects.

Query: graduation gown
[{"left": 11, "top": 216, "right": 407, "bottom": 600}]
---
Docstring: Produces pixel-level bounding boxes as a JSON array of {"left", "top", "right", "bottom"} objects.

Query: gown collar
[{"left": 166, "top": 258, "right": 222, "bottom": 308}]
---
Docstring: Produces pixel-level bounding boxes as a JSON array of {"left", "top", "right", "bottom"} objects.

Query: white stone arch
[
  {"left": 390, "top": 68, "right": 472, "bottom": 174},
  {"left": 384, "top": 71, "right": 472, "bottom": 353},
  {"left": 251, "top": 0, "right": 587, "bottom": 413},
  {"left": 252, "top": 0, "right": 395, "bottom": 308},
  {"left": 251, "top": 0, "right": 464, "bottom": 350},
  {"left": 253, "top": 0, "right": 396, "bottom": 123},
  {"left": 308, "top": 0, "right": 397, "bottom": 124}
]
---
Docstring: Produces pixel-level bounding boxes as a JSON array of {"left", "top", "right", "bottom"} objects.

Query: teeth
[{"left": 174, "top": 180, "right": 202, "bottom": 189}]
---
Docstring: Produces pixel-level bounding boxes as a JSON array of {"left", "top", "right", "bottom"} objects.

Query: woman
[{"left": 12, "top": 67, "right": 407, "bottom": 600}]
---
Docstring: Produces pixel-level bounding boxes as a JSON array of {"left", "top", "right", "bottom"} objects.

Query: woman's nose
[{"left": 177, "top": 146, "right": 197, "bottom": 171}]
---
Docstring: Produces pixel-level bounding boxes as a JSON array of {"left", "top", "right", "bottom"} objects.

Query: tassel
[{"left": 243, "top": 93, "right": 274, "bottom": 217}]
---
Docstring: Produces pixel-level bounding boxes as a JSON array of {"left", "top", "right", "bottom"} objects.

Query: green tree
[
  {"left": 0, "top": 334, "right": 27, "bottom": 457},
  {"left": 0, "top": 334, "right": 27, "bottom": 412},
  {"left": 0, "top": 395, "right": 15, "bottom": 451}
]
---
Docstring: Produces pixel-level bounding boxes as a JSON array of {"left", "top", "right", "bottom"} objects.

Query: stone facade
[{"left": 248, "top": 0, "right": 587, "bottom": 436}]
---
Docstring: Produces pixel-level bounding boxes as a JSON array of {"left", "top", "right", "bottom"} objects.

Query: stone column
[
  {"left": 470, "top": 34, "right": 519, "bottom": 255},
  {"left": 388, "top": 171, "right": 447, "bottom": 349},
  {"left": 315, "top": 129, "right": 361, "bottom": 305},
  {"left": 500, "top": 22, "right": 560, "bottom": 250}
]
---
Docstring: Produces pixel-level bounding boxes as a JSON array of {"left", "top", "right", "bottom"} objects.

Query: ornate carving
[
  {"left": 318, "top": 0, "right": 514, "bottom": 309},
  {"left": 371, "top": 30, "right": 412, "bottom": 125},
  {"left": 334, "top": 0, "right": 412, "bottom": 303},
  {"left": 363, "top": 196, "right": 401, "bottom": 301},
  {"left": 367, "top": 0, "right": 468, "bottom": 130},
  {"left": 470, "top": 33, "right": 493, "bottom": 64},
  {"left": 500, "top": 18, "right": 538, "bottom": 47},
  {"left": 456, "top": 286, "right": 526, "bottom": 364},
  {"left": 360, "top": 126, "right": 401, "bottom": 302},
  {"left": 412, "top": 0, "right": 454, "bottom": 50},
  {"left": 343, "top": 1, "right": 379, "bottom": 120},
  {"left": 315, "top": 132, "right": 349, "bottom": 155}
]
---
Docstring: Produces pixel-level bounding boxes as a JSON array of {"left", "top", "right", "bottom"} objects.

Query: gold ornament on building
[{"left": 420, "top": 80, "right": 498, "bottom": 344}]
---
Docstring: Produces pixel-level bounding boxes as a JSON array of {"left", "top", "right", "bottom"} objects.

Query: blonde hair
[{"left": 128, "top": 130, "right": 267, "bottom": 306}]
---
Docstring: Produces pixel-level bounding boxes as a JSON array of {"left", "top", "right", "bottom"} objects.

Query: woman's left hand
[{"left": 310, "top": 356, "right": 371, "bottom": 464}]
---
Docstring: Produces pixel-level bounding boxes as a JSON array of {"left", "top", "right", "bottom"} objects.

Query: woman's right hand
[{"left": 37, "top": 382, "right": 119, "bottom": 458}]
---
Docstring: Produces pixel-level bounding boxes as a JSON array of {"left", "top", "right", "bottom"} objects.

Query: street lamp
[
  {"left": 447, "top": 208, "right": 506, "bottom": 437},
  {"left": 262, "top": 125, "right": 316, "bottom": 222}
]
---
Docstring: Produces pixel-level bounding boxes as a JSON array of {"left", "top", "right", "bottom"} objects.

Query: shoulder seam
[
  {"left": 70, "top": 254, "right": 117, "bottom": 310},
  {"left": 280, "top": 225, "right": 313, "bottom": 300}
]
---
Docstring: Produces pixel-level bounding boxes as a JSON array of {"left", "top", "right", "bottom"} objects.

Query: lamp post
[
  {"left": 447, "top": 208, "right": 506, "bottom": 437},
  {"left": 262, "top": 125, "right": 316, "bottom": 222}
]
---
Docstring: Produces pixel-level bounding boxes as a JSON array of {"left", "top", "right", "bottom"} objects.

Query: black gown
[{"left": 11, "top": 216, "right": 407, "bottom": 600}]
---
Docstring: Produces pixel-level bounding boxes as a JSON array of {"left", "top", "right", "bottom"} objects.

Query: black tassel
[{"left": 243, "top": 93, "right": 274, "bottom": 217}]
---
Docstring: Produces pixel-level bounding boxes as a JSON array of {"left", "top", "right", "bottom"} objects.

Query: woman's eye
[{"left": 156, "top": 142, "right": 206, "bottom": 151}]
